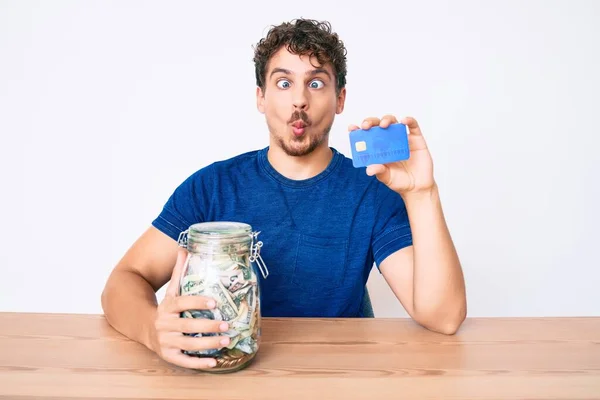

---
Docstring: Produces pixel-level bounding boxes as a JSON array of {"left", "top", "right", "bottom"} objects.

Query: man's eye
[
  {"left": 309, "top": 80, "right": 324, "bottom": 89},
  {"left": 277, "top": 80, "right": 291, "bottom": 89}
]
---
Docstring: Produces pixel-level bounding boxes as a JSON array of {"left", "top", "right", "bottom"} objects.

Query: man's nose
[{"left": 292, "top": 87, "right": 308, "bottom": 110}]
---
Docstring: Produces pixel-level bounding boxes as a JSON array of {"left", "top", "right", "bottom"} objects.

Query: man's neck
[{"left": 267, "top": 143, "right": 333, "bottom": 181}]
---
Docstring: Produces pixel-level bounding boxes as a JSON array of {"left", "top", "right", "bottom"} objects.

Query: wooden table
[{"left": 0, "top": 313, "right": 599, "bottom": 399}]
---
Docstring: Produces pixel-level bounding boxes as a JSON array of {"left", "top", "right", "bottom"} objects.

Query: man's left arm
[
  {"left": 379, "top": 185, "right": 466, "bottom": 335},
  {"left": 350, "top": 115, "right": 466, "bottom": 334}
]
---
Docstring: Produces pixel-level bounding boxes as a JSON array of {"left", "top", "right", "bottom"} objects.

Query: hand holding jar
[{"left": 149, "top": 248, "right": 231, "bottom": 370}]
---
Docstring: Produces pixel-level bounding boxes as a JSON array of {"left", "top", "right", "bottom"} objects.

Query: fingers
[
  {"left": 165, "top": 248, "right": 189, "bottom": 297},
  {"left": 166, "top": 352, "right": 218, "bottom": 370},
  {"left": 176, "top": 333, "right": 231, "bottom": 352},
  {"left": 176, "top": 318, "right": 230, "bottom": 335},
  {"left": 366, "top": 164, "right": 392, "bottom": 187},
  {"left": 361, "top": 117, "right": 381, "bottom": 130},
  {"left": 156, "top": 314, "right": 229, "bottom": 334},
  {"left": 366, "top": 164, "right": 387, "bottom": 177},
  {"left": 400, "top": 116, "right": 423, "bottom": 136},
  {"left": 350, "top": 115, "right": 400, "bottom": 132},
  {"left": 379, "top": 114, "right": 398, "bottom": 128},
  {"left": 167, "top": 295, "right": 217, "bottom": 313}
]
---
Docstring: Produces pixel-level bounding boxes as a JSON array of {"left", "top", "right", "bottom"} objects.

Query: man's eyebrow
[
  {"left": 269, "top": 67, "right": 332, "bottom": 80},
  {"left": 269, "top": 68, "right": 292, "bottom": 78},
  {"left": 307, "top": 68, "right": 332, "bottom": 80}
]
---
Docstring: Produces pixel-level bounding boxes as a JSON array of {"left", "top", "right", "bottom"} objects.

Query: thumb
[
  {"left": 165, "top": 247, "right": 189, "bottom": 297},
  {"left": 366, "top": 164, "right": 391, "bottom": 185}
]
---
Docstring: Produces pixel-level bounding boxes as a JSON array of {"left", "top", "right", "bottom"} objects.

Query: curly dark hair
[{"left": 252, "top": 18, "right": 348, "bottom": 94}]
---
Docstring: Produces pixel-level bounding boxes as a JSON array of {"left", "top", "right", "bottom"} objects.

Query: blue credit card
[{"left": 349, "top": 123, "right": 410, "bottom": 168}]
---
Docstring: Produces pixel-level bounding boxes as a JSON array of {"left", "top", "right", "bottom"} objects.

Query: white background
[{"left": 1, "top": 0, "right": 598, "bottom": 317}]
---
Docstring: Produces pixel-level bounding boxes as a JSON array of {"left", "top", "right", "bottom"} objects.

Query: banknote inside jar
[{"left": 179, "top": 226, "right": 260, "bottom": 370}]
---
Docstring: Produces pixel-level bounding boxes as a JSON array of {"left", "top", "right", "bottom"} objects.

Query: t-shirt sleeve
[
  {"left": 151, "top": 164, "right": 215, "bottom": 242},
  {"left": 371, "top": 183, "right": 413, "bottom": 269}
]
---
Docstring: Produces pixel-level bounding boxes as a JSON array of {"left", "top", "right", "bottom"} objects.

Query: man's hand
[
  {"left": 349, "top": 115, "right": 435, "bottom": 196},
  {"left": 149, "top": 248, "right": 231, "bottom": 369}
]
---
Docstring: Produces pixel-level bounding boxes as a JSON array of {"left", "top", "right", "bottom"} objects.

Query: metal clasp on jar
[
  {"left": 177, "top": 230, "right": 189, "bottom": 248},
  {"left": 249, "top": 231, "right": 269, "bottom": 279}
]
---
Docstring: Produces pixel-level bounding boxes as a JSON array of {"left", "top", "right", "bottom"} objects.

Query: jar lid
[{"left": 188, "top": 221, "right": 252, "bottom": 242}]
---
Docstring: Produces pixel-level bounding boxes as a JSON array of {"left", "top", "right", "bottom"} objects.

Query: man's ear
[
  {"left": 256, "top": 86, "right": 265, "bottom": 114},
  {"left": 336, "top": 87, "right": 346, "bottom": 114}
]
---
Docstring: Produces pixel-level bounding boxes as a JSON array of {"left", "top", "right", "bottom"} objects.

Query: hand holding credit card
[
  {"left": 348, "top": 115, "right": 434, "bottom": 195},
  {"left": 349, "top": 123, "right": 410, "bottom": 168}
]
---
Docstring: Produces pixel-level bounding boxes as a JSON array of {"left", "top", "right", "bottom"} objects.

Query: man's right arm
[
  {"left": 101, "top": 226, "right": 230, "bottom": 369},
  {"left": 101, "top": 226, "right": 178, "bottom": 350}
]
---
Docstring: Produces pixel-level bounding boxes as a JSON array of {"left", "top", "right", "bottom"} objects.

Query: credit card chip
[{"left": 355, "top": 141, "right": 367, "bottom": 152}]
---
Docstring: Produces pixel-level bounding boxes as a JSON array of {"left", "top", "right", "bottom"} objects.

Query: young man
[{"left": 101, "top": 18, "right": 466, "bottom": 370}]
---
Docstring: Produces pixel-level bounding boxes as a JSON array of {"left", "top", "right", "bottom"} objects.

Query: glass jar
[{"left": 176, "top": 221, "right": 269, "bottom": 373}]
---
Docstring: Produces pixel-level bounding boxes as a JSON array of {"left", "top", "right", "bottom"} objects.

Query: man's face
[{"left": 257, "top": 47, "right": 346, "bottom": 157}]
